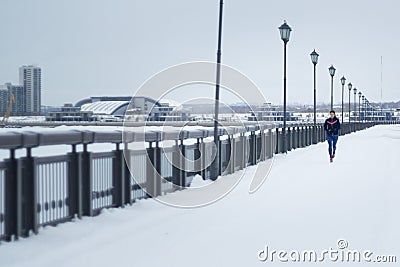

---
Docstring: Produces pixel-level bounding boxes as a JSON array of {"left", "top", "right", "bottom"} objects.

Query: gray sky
[{"left": 0, "top": 0, "right": 399, "bottom": 106}]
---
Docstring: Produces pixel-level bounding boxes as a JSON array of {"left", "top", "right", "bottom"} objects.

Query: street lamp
[
  {"left": 329, "top": 65, "right": 336, "bottom": 110},
  {"left": 348, "top": 82, "right": 352, "bottom": 124},
  {"left": 310, "top": 49, "right": 319, "bottom": 143},
  {"left": 340, "top": 76, "right": 346, "bottom": 123},
  {"left": 362, "top": 95, "right": 365, "bottom": 122},
  {"left": 211, "top": 0, "right": 224, "bottom": 180},
  {"left": 353, "top": 88, "right": 357, "bottom": 122},
  {"left": 279, "top": 20, "right": 292, "bottom": 153},
  {"left": 358, "top": 92, "right": 362, "bottom": 122}
]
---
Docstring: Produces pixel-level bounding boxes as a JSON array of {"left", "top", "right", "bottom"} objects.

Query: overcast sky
[{"left": 0, "top": 0, "right": 399, "bottom": 106}]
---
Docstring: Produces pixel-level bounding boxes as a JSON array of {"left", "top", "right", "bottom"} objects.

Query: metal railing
[
  {"left": 0, "top": 121, "right": 396, "bottom": 243},
  {"left": 0, "top": 162, "right": 5, "bottom": 242}
]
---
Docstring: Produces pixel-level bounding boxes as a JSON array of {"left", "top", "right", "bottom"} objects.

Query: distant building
[
  {"left": 248, "top": 102, "right": 299, "bottom": 122},
  {"left": 19, "top": 65, "right": 41, "bottom": 115},
  {"left": 46, "top": 103, "right": 96, "bottom": 122},
  {"left": 0, "top": 83, "right": 25, "bottom": 116},
  {"left": 147, "top": 101, "right": 191, "bottom": 121},
  {"left": 75, "top": 96, "right": 191, "bottom": 121},
  {"left": 357, "top": 107, "right": 397, "bottom": 122},
  {"left": 41, "top": 105, "right": 62, "bottom": 115},
  {"left": 76, "top": 96, "right": 159, "bottom": 116},
  {"left": 0, "top": 86, "right": 8, "bottom": 114}
]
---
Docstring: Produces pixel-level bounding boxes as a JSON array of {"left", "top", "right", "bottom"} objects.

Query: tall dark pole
[
  {"left": 362, "top": 96, "right": 365, "bottom": 122},
  {"left": 313, "top": 63, "right": 316, "bottom": 127},
  {"left": 364, "top": 99, "right": 367, "bottom": 122},
  {"left": 353, "top": 88, "right": 357, "bottom": 122},
  {"left": 279, "top": 21, "right": 291, "bottom": 153},
  {"left": 341, "top": 84, "right": 344, "bottom": 122},
  {"left": 330, "top": 76, "right": 334, "bottom": 110},
  {"left": 348, "top": 83, "right": 352, "bottom": 126},
  {"left": 349, "top": 90, "right": 351, "bottom": 122},
  {"left": 283, "top": 41, "right": 287, "bottom": 152},
  {"left": 340, "top": 76, "right": 346, "bottom": 124},
  {"left": 358, "top": 94, "right": 361, "bottom": 122},
  {"left": 211, "top": 0, "right": 224, "bottom": 180},
  {"left": 328, "top": 65, "right": 336, "bottom": 111},
  {"left": 310, "top": 50, "right": 319, "bottom": 144},
  {"left": 362, "top": 98, "right": 364, "bottom": 122}
]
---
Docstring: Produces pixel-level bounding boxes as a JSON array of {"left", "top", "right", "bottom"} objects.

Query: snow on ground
[{"left": 0, "top": 125, "right": 399, "bottom": 266}]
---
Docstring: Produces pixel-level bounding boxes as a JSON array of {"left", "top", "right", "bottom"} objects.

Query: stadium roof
[{"left": 80, "top": 101, "right": 129, "bottom": 115}]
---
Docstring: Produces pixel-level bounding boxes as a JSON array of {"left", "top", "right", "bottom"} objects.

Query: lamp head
[
  {"left": 329, "top": 65, "right": 336, "bottom": 77},
  {"left": 279, "top": 20, "right": 292, "bottom": 43},
  {"left": 310, "top": 50, "right": 319, "bottom": 65},
  {"left": 340, "top": 76, "right": 346, "bottom": 85}
]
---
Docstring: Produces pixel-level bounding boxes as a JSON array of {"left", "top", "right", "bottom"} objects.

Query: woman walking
[{"left": 324, "top": 110, "right": 341, "bottom": 162}]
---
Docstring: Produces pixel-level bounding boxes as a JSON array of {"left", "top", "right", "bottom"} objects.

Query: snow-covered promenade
[{"left": 0, "top": 125, "right": 399, "bottom": 267}]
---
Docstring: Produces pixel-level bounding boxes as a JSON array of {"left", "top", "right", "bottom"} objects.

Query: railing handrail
[{"left": 0, "top": 122, "right": 335, "bottom": 150}]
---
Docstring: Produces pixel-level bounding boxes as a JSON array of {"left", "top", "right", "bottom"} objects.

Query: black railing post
[
  {"left": 17, "top": 148, "right": 37, "bottom": 237},
  {"left": 249, "top": 131, "right": 256, "bottom": 165},
  {"left": 286, "top": 127, "right": 291, "bottom": 152},
  {"left": 230, "top": 135, "right": 236, "bottom": 173},
  {"left": 122, "top": 143, "right": 132, "bottom": 205},
  {"left": 260, "top": 131, "right": 266, "bottom": 161},
  {"left": 4, "top": 149, "right": 18, "bottom": 241},
  {"left": 275, "top": 128, "right": 281, "bottom": 154},
  {"left": 112, "top": 143, "right": 124, "bottom": 208},
  {"left": 304, "top": 126, "right": 309, "bottom": 146},
  {"left": 200, "top": 139, "right": 207, "bottom": 179},
  {"left": 147, "top": 142, "right": 162, "bottom": 196},
  {"left": 194, "top": 138, "right": 202, "bottom": 176},
  {"left": 267, "top": 129, "right": 273, "bottom": 158},
  {"left": 320, "top": 125, "right": 324, "bottom": 141},
  {"left": 217, "top": 138, "right": 222, "bottom": 176},
  {"left": 242, "top": 133, "right": 247, "bottom": 168},
  {"left": 80, "top": 144, "right": 92, "bottom": 216},
  {"left": 67, "top": 145, "right": 80, "bottom": 219},
  {"left": 172, "top": 140, "right": 186, "bottom": 187},
  {"left": 298, "top": 126, "right": 302, "bottom": 147}
]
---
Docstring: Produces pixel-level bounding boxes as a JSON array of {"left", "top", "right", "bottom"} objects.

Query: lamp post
[
  {"left": 340, "top": 76, "right": 346, "bottom": 123},
  {"left": 329, "top": 65, "right": 336, "bottom": 110},
  {"left": 211, "top": 0, "right": 224, "bottom": 180},
  {"left": 362, "top": 95, "right": 365, "bottom": 122},
  {"left": 279, "top": 20, "right": 292, "bottom": 153},
  {"left": 358, "top": 92, "right": 362, "bottom": 122},
  {"left": 353, "top": 88, "right": 357, "bottom": 122},
  {"left": 310, "top": 49, "right": 319, "bottom": 143},
  {"left": 348, "top": 82, "right": 352, "bottom": 124}
]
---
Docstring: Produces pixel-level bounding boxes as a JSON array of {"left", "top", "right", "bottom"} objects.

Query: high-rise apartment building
[
  {"left": 0, "top": 83, "right": 26, "bottom": 116},
  {"left": 19, "top": 65, "right": 41, "bottom": 114},
  {"left": 0, "top": 86, "right": 8, "bottom": 114}
]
